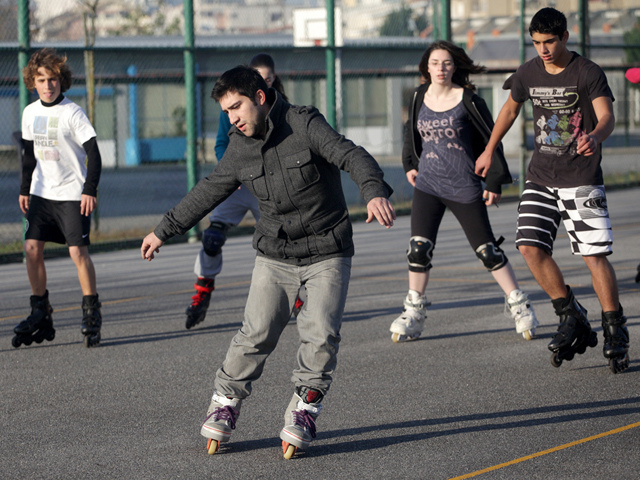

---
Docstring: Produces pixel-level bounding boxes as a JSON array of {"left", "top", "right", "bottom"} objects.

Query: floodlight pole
[{"left": 326, "top": 0, "right": 336, "bottom": 129}]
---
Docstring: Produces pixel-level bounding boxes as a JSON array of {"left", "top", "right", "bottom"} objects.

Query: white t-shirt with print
[{"left": 22, "top": 97, "right": 97, "bottom": 201}]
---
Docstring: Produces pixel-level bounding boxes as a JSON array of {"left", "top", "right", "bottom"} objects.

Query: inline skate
[
  {"left": 389, "top": 290, "right": 430, "bottom": 342},
  {"left": 12, "top": 291, "right": 55, "bottom": 348},
  {"left": 548, "top": 286, "right": 597, "bottom": 367},
  {"left": 81, "top": 294, "right": 102, "bottom": 347},
  {"left": 186, "top": 278, "right": 214, "bottom": 329},
  {"left": 201, "top": 392, "right": 242, "bottom": 454},
  {"left": 506, "top": 289, "right": 538, "bottom": 340},
  {"left": 601, "top": 306, "right": 630, "bottom": 374},
  {"left": 280, "top": 386, "right": 323, "bottom": 459}
]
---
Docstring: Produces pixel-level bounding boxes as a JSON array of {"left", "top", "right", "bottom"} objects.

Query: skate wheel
[
  {"left": 550, "top": 353, "right": 562, "bottom": 368},
  {"left": 84, "top": 332, "right": 101, "bottom": 348},
  {"left": 207, "top": 438, "right": 220, "bottom": 455},
  {"left": 589, "top": 331, "right": 598, "bottom": 348},
  {"left": 391, "top": 332, "right": 419, "bottom": 343},
  {"left": 23, "top": 337, "right": 32, "bottom": 346},
  {"left": 46, "top": 330, "right": 55, "bottom": 342},
  {"left": 11, "top": 336, "right": 21, "bottom": 348},
  {"left": 522, "top": 330, "right": 532, "bottom": 341},
  {"left": 282, "top": 441, "right": 297, "bottom": 459},
  {"left": 609, "top": 354, "right": 630, "bottom": 374}
]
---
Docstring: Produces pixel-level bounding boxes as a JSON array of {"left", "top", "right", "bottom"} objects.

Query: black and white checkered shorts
[{"left": 515, "top": 182, "right": 613, "bottom": 256}]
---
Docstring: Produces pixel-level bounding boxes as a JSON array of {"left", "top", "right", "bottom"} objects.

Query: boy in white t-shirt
[{"left": 12, "top": 48, "right": 103, "bottom": 349}]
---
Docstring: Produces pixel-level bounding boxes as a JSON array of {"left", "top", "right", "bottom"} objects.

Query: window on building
[
  {"left": 286, "top": 78, "right": 321, "bottom": 107},
  {"left": 477, "top": 87, "right": 493, "bottom": 117},
  {"left": 67, "top": 90, "right": 115, "bottom": 140},
  {"left": 342, "top": 77, "right": 387, "bottom": 128},
  {"left": 138, "top": 84, "right": 186, "bottom": 138}
]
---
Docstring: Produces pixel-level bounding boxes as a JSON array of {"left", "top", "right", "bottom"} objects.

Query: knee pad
[
  {"left": 202, "top": 221, "right": 229, "bottom": 257},
  {"left": 475, "top": 238, "right": 507, "bottom": 271},
  {"left": 407, "top": 236, "right": 434, "bottom": 272}
]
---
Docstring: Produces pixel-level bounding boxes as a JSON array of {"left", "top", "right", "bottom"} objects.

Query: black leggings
[{"left": 410, "top": 188, "right": 497, "bottom": 253}]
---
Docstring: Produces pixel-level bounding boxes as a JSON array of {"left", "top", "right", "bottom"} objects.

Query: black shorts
[{"left": 24, "top": 195, "right": 91, "bottom": 246}]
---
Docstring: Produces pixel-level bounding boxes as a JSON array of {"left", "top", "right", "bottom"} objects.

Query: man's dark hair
[
  {"left": 211, "top": 65, "right": 269, "bottom": 103},
  {"left": 529, "top": 7, "right": 567, "bottom": 37}
]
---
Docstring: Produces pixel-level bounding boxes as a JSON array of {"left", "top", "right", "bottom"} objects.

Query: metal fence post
[
  {"left": 184, "top": 0, "right": 198, "bottom": 240},
  {"left": 325, "top": 0, "right": 336, "bottom": 129}
]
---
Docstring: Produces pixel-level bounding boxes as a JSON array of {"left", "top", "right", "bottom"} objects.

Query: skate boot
[
  {"left": 548, "top": 286, "right": 598, "bottom": 368},
  {"left": 389, "top": 290, "right": 430, "bottom": 343},
  {"left": 186, "top": 278, "right": 214, "bottom": 329},
  {"left": 12, "top": 290, "right": 55, "bottom": 348},
  {"left": 280, "top": 386, "right": 323, "bottom": 459},
  {"left": 200, "top": 391, "right": 242, "bottom": 454},
  {"left": 81, "top": 294, "right": 102, "bottom": 348},
  {"left": 601, "top": 306, "right": 630, "bottom": 374},
  {"left": 505, "top": 289, "right": 539, "bottom": 340}
]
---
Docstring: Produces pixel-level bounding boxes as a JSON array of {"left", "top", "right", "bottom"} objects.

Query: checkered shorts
[{"left": 515, "top": 182, "right": 613, "bottom": 256}]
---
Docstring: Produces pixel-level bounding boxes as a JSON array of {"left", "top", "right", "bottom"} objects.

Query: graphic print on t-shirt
[
  {"left": 33, "top": 116, "right": 60, "bottom": 162},
  {"left": 530, "top": 86, "right": 583, "bottom": 157},
  {"left": 414, "top": 101, "right": 482, "bottom": 203}
]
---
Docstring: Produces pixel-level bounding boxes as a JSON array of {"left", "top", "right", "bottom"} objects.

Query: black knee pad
[
  {"left": 407, "top": 236, "right": 434, "bottom": 272},
  {"left": 475, "top": 238, "right": 507, "bottom": 271},
  {"left": 202, "top": 221, "right": 229, "bottom": 257}
]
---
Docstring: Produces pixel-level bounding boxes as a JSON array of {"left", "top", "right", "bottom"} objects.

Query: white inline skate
[
  {"left": 505, "top": 289, "right": 538, "bottom": 340},
  {"left": 389, "top": 290, "right": 430, "bottom": 343}
]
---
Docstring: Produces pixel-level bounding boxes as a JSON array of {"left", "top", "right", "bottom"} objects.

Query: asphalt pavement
[{"left": 1, "top": 187, "right": 639, "bottom": 479}]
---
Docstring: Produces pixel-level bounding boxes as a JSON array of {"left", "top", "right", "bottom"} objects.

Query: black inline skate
[
  {"left": 601, "top": 306, "right": 630, "bottom": 374},
  {"left": 81, "top": 294, "right": 102, "bottom": 347},
  {"left": 12, "top": 290, "right": 55, "bottom": 348},
  {"left": 185, "top": 278, "right": 214, "bottom": 329},
  {"left": 548, "top": 286, "right": 598, "bottom": 368}
]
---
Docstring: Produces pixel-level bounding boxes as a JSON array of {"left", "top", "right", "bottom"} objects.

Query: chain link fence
[{"left": 1, "top": 0, "right": 640, "bottom": 262}]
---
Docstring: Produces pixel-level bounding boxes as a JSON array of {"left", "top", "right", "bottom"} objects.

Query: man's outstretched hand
[
  {"left": 366, "top": 197, "right": 396, "bottom": 228},
  {"left": 141, "top": 232, "right": 164, "bottom": 261}
]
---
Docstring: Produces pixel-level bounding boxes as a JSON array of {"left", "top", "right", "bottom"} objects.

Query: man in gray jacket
[{"left": 141, "top": 66, "right": 395, "bottom": 458}]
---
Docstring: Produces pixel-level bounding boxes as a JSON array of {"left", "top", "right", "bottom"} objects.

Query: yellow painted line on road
[
  {"left": 448, "top": 420, "right": 640, "bottom": 480},
  {"left": 0, "top": 280, "right": 251, "bottom": 322}
]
